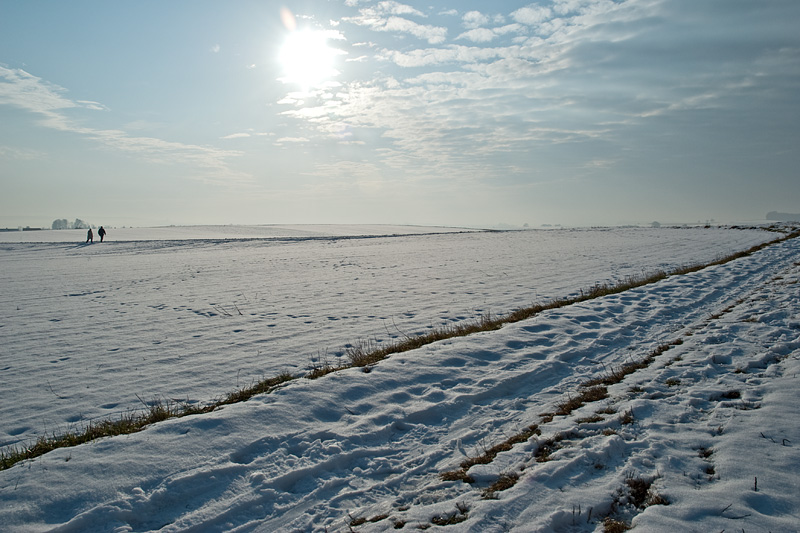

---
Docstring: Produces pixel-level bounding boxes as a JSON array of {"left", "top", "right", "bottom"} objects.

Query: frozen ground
[
  {"left": 1, "top": 225, "right": 798, "bottom": 531},
  {"left": 0, "top": 224, "right": 471, "bottom": 243},
  {"left": 0, "top": 225, "right": 772, "bottom": 448}
]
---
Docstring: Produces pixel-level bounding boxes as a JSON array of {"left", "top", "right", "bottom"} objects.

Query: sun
[{"left": 278, "top": 28, "right": 339, "bottom": 93}]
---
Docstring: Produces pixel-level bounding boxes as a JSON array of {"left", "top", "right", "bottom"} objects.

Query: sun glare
[{"left": 279, "top": 28, "right": 339, "bottom": 93}]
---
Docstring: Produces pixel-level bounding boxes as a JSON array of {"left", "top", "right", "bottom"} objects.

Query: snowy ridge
[{"left": 0, "top": 227, "right": 798, "bottom": 531}]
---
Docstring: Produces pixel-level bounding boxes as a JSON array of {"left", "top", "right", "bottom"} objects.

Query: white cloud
[
  {"left": 462, "top": 11, "right": 489, "bottom": 29},
  {"left": 0, "top": 67, "right": 77, "bottom": 114},
  {"left": 76, "top": 100, "right": 109, "bottom": 111},
  {"left": 344, "top": 2, "right": 446, "bottom": 44},
  {"left": 376, "top": 16, "right": 447, "bottom": 44},
  {"left": 221, "top": 133, "right": 251, "bottom": 139},
  {"left": 380, "top": 45, "right": 513, "bottom": 68},
  {"left": 275, "top": 137, "right": 310, "bottom": 144},
  {"left": 373, "top": 1, "right": 425, "bottom": 18},
  {"left": 553, "top": 0, "right": 602, "bottom": 16},
  {"left": 210, "top": 44, "right": 220, "bottom": 53},
  {"left": 512, "top": 5, "right": 552, "bottom": 25},
  {"left": 494, "top": 23, "right": 526, "bottom": 36},
  {"left": 322, "top": 29, "right": 347, "bottom": 41},
  {"left": 457, "top": 28, "right": 497, "bottom": 43}
]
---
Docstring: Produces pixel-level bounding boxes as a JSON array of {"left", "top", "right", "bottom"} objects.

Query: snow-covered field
[{"left": 1, "top": 225, "right": 798, "bottom": 531}]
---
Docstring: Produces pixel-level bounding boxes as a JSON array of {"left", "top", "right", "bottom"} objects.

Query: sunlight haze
[{"left": 1, "top": 0, "right": 798, "bottom": 228}]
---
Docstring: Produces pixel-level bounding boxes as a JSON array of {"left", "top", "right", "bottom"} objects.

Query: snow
[
  {"left": 1, "top": 225, "right": 798, "bottom": 532},
  {"left": 0, "top": 225, "right": 470, "bottom": 243}
]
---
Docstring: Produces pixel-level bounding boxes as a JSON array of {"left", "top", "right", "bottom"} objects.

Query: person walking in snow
[
  {"left": 86, "top": 228, "right": 93, "bottom": 243},
  {"left": 98, "top": 226, "right": 106, "bottom": 242}
]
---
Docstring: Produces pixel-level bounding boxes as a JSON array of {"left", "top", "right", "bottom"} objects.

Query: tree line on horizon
[{"left": 51, "top": 218, "right": 94, "bottom": 230}]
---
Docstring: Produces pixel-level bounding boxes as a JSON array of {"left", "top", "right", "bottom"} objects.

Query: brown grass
[
  {"left": 555, "top": 386, "right": 609, "bottom": 416},
  {"left": 440, "top": 425, "right": 539, "bottom": 483},
  {"left": 482, "top": 472, "right": 520, "bottom": 499},
  {"left": 603, "top": 517, "right": 631, "bottom": 532},
  {"left": 1, "top": 373, "right": 296, "bottom": 471}
]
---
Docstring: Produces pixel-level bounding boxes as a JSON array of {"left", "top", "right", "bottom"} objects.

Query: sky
[{"left": 1, "top": 0, "right": 799, "bottom": 229}]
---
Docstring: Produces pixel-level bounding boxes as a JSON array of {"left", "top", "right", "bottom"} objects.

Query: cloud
[
  {"left": 352, "top": 16, "right": 447, "bottom": 44},
  {"left": 0, "top": 66, "right": 246, "bottom": 183},
  {"left": 0, "top": 67, "right": 78, "bottom": 115},
  {"left": 344, "top": 2, "right": 447, "bottom": 44},
  {"left": 372, "top": 1, "right": 425, "bottom": 18},
  {"left": 494, "top": 23, "right": 526, "bottom": 36},
  {"left": 512, "top": 5, "right": 552, "bottom": 25},
  {"left": 552, "top": 0, "right": 609, "bottom": 16},
  {"left": 282, "top": 0, "right": 800, "bottom": 190},
  {"left": 463, "top": 11, "right": 489, "bottom": 29},
  {"left": 210, "top": 44, "right": 220, "bottom": 53},
  {"left": 379, "top": 44, "right": 520, "bottom": 68},
  {"left": 456, "top": 11, "right": 525, "bottom": 42},
  {"left": 457, "top": 28, "right": 497, "bottom": 43},
  {"left": 76, "top": 100, "right": 109, "bottom": 111},
  {"left": 221, "top": 133, "right": 251, "bottom": 139},
  {"left": 275, "top": 137, "right": 310, "bottom": 144}
]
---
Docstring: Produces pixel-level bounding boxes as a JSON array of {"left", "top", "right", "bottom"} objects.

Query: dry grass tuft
[
  {"left": 624, "top": 474, "right": 669, "bottom": 509},
  {"left": 534, "top": 436, "right": 561, "bottom": 463},
  {"left": 430, "top": 503, "right": 469, "bottom": 525},
  {"left": 576, "top": 414, "right": 605, "bottom": 424},
  {"left": 440, "top": 425, "right": 539, "bottom": 484},
  {"left": 482, "top": 471, "right": 520, "bottom": 499},
  {"left": 1, "top": 373, "right": 297, "bottom": 471},
  {"left": 603, "top": 517, "right": 631, "bottom": 532},
  {"left": 555, "top": 386, "right": 608, "bottom": 416},
  {"left": 582, "top": 339, "right": 682, "bottom": 389},
  {"left": 619, "top": 409, "right": 635, "bottom": 425}
]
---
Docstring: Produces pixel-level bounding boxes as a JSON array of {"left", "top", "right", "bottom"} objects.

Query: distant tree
[
  {"left": 71, "top": 218, "right": 89, "bottom": 229},
  {"left": 651, "top": 221, "right": 661, "bottom": 228},
  {"left": 51, "top": 219, "right": 69, "bottom": 230}
]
